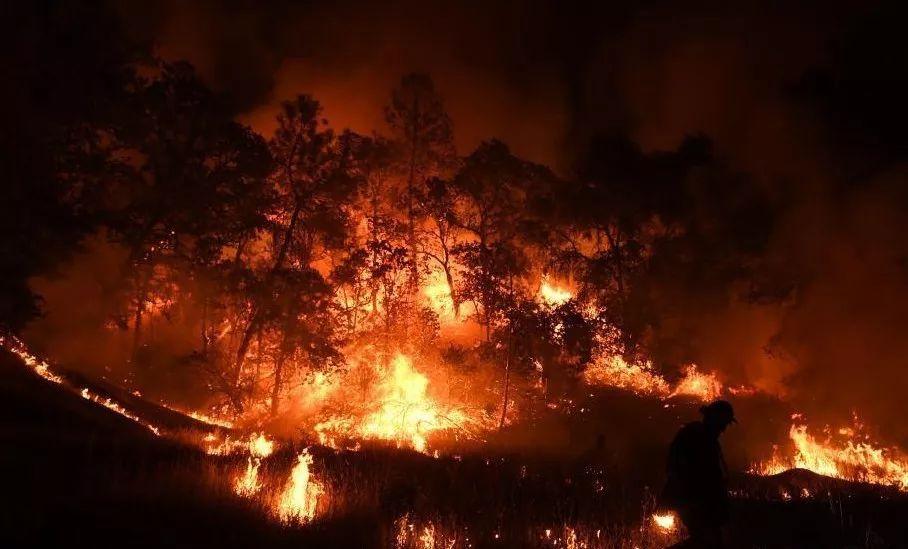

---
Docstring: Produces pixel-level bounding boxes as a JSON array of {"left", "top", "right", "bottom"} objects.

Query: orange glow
[
  {"left": 1, "top": 336, "right": 164, "bottom": 436},
  {"left": 314, "top": 354, "right": 479, "bottom": 454},
  {"left": 79, "top": 388, "right": 161, "bottom": 436},
  {"left": 652, "top": 512, "right": 677, "bottom": 532},
  {"left": 277, "top": 449, "right": 324, "bottom": 523},
  {"left": 233, "top": 433, "right": 276, "bottom": 497},
  {"left": 753, "top": 415, "right": 908, "bottom": 491},
  {"left": 538, "top": 275, "right": 572, "bottom": 307},
  {"left": 235, "top": 456, "right": 264, "bottom": 497},
  {"left": 3, "top": 336, "right": 65, "bottom": 385},
  {"left": 423, "top": 269, "right": 457, "bottom": 323},
  {"left": 582, "top": 355, "right": 671, "bottom": 397},
  {"left": 670, "top": 365, "right": 723, "bottom": 401},
  {"left": 583, "top": 356, "right": 725, "bottom": 403},
  {"left": 393, "top": 514, "right": 459, "bottom": 549}
]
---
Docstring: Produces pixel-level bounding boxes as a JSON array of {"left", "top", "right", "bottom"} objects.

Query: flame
[
  {"left": 277, "top": 449, "right": 324, "bottom": 523},
  {"left": 233, "top": 433, "right": 276, "bottom": 497},
  {"left": 2, "top": 336, "right": 166, "bottom": 436},
  {"left": 538, "top": 275, "right": 572, "bottom": 307},
  {"left": 418, "top": 524, "right": 436, "bottom": 548},
  {"left": 652, "top": 512, "right": 677, "bottom": 532},
  {"left": 235, "top": 456, "right": 264, "bottom": 497},
  {"left": 3, "top": 337, "right": 65, "bottom": 385},
  {"left": 249, "top": 432, "right": 275, "bottom": 458},
  {"left": 583, "top": 355, "right": 726, "bottom": 403},
  {"left": 203, "top": 433, "right": 248, "bottom": 455},
  {"left": 754, "top": 416, "right": 908, "bottom": 491},
  {"left": 394, "top": 515, "right": 458, "bottom": 549},
  {"left": 315, "top": 354, "right": 475, "bottom": 454},
  {"left": 423, "top": 270, "right": 457, "bottom": 322},
  {"left": 79, "top": 388, "right": 161, "bottom": 436},
  {"left": 670, "top": 365, "right": 723, "bottom": 401},
  {"left": 583, "top": 356, "right": 671, "bottom": 397}
]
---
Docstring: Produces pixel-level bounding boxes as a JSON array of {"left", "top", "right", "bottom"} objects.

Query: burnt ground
[{"left": 1, "top": 349, "right": 907, "bottom": 548}]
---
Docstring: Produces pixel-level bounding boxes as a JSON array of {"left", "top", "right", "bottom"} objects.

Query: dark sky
[{"left": 114, "top": 0, "right": 869, "bottom": 175}]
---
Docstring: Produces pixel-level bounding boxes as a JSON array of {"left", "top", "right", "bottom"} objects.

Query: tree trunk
[
  {"left": 200, "top": 295, "right": 208, "bottom": 355},
  {"left": 406, "top": 95, "right": 420, "bottom": 289},
  {"left": 132, "top": 297, "right": 144, "bottom": 359},
  {"left": 499, "top": 276, "right": 514, "bottom": 429},
  {"left": 443, "top": 262, "right": 460, "bottom": 319},
  {"left": 271, "top": 350, "right": 285, "bottom": 416},
  {"left": 233, "top": 198, "right": 304, "bottom": 389},
  {"left": 499, "top": 337, "right": 511, "bottom": 430},
  {"left": 131, "top": 268, "right": 150, "bottom": 360}
]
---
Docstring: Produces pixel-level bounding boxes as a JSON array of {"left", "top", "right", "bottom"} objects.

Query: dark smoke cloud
[{"left": 115, "top": 0, "right": 650, "bottom": 167}]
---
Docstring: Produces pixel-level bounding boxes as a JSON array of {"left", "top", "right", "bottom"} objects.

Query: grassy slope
[
  {"left": 0, "top": 350, "right": 374, "bottom": 548},
  {"left": 2, "top": 348, "right": 907, "bottom": 548}
]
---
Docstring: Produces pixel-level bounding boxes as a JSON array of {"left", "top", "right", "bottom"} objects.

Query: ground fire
[{"left": 753, "top": 415, "right": 908, "bottom": 491}]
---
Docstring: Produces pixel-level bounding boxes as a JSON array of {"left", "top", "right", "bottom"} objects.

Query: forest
[{"left": 5, "top": 2, "right": 908, "bottom": 547}]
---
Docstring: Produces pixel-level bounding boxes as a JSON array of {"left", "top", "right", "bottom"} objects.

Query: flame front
[
  {"left": 315, "top": 354, "right": 476, "bottom": 454},
  {"left": 583, "top": 355, "right": 725, "bottom": 402},
  {"left": 754, "top": 416, "right": 908, "bottom": 491}
]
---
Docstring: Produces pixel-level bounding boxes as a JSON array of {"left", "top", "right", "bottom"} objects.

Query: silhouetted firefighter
[{"left": 662, "top": 400, "right": 736, "bottom": 548}]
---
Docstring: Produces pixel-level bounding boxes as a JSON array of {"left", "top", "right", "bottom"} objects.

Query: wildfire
[
  {"left": 161, "top": 405, "right": 234, "bottom": 429},
  {"left": 79, "top": 388, "right": 161, "bottom": 436},
  {"left": 277, "top": 449, "right": 324, "bottom": 523},
  {"left": 583, "top": 355, "right": 670, "bottom": 397},
  {"left": 538, "top": 275, "right": 573, "bottom": 307},
  {"left": 669, "top": 365, "right": 723, "bottom": 402},
  {"left": 753, "top": 416, "right": 908, "bottom": 491},
  {"left": 1, "top": 335, "right": 64, "bottom": 384},
  {"left": 315, "top": 354, "right": 476, "bottom": 454},
  {"left": 394, "top": 515, "right": 459, "bottom": 549},
  {"left": 1, "top": 336, "right": 165, "bottom": 436},
  {"left": 202, "top": 432, "right": 250, "bottom": 455},
  {"left": 423, "top": 270, "right": 457, "bottom": 322},
  {"left": 583, "top": 355, "right": 724, "bottom": 402},
  {"left": 233, "top": 433, "right": 276, "bottom": 497},
  {"left": 652, "top": 512, "right": 677, "bottom": 532}
]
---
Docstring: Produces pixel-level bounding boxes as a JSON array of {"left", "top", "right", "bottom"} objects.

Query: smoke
[
  {"left": 22, "top": 0, "right": 908, "bottom": 445},
  {"left": 25, "top": 235, "right": 212, "bottom": 406},
  {"left": 770, "top": 173, "right": 908, "bottom": 444}
]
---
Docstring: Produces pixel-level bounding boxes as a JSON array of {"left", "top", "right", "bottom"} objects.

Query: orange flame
[
  {"left": 754, "top": 416, "right": 908, "bottom": 491},
  {"left": 315, "top": 354, "right": 476, "bottom": 453},
  {"left": 652, "top": 512, "right": 677, "bottom": 532},
  {"left": 277, "top": 449, "right": 324, "bottom": 523},
  {"left": 583, "top": 356, "right": 725, "bottom": 402},
  {"left": 670, "top": 365, "right": 723, "bottom": 401},
  {"left": 233, "top": 433, "right": 276, "bottom": 497},
  {"left": 538, "top": 275, "right": 572, "bottom": 307},
  {"left": 583, "top": 356, "right": 671, "bottom": 397},
  {"left": 1, "top": 336, "right": 164, "bottom": 436}
]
